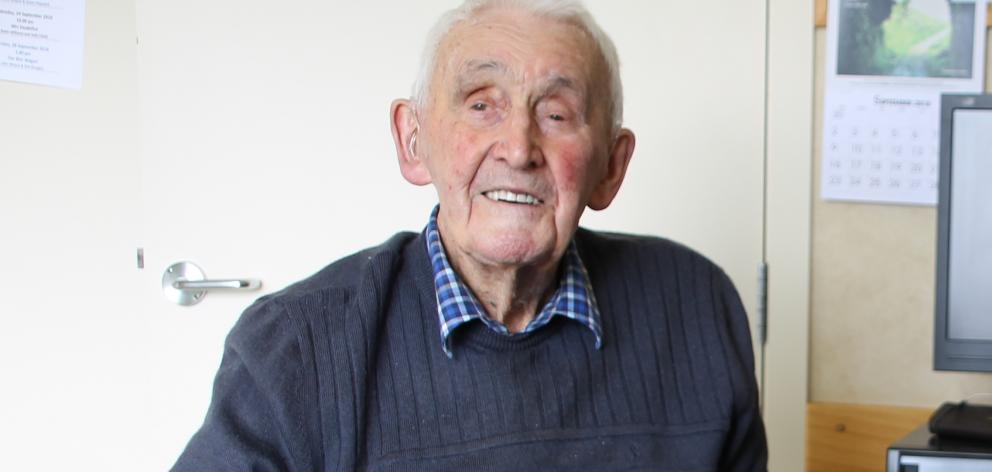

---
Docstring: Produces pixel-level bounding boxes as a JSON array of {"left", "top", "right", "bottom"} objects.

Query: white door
[
  {"left": 134, "top": 1, "right": 767, "bottom": 469},
  {"left": 1, "top": 1, "right": 791, "bottom": 471}
]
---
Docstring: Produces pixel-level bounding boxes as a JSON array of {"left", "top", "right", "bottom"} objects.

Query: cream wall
[
  {"left": 810, "top": 29, "right": 992, "bottom": 406},
  {"left": 0, "top": 0, "right": 144, "bottom": 469}
]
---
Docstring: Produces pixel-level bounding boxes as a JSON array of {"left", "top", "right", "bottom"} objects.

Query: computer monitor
[{"left": 935, "top": 93, "right": 992, "bottom": 372}]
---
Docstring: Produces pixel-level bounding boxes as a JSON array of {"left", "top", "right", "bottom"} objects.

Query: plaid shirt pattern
[{"left": 425, "top": 206, "right": 603, "bottom": 357}]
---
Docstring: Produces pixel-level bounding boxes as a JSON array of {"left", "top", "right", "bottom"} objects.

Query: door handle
[
  {"left": 172, "top": 279, "right": 261, "bottom": 290},
  {"left": 162, "top": 261, "right": 262, "bottom": 306}
]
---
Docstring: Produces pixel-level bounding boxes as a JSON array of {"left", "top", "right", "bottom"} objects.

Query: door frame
[{"left": 763, "top": 0, "right": 814, "bottom": 470}]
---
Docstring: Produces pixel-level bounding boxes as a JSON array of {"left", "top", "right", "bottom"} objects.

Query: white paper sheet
[
  {"left": 0, "top": 0, "right": 85, "bottom": 89},
  {"left": 822, "top": 0, "right": 987, "bottom": 206}
]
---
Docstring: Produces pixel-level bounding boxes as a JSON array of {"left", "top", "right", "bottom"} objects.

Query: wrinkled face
[{"left": 419, "top": 8, "right": 617, "bottom": 269}]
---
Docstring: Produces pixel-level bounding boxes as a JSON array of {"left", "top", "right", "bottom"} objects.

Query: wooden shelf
[
  {"left": 816, "top": 0, "right": 992, "bottom": 28},
  {"left": 807, "top": 402, "right": 932, "bottom": 472}
]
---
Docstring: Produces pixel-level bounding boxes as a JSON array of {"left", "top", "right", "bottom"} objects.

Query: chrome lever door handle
[
  {"left": 173, "top": 279, "right": 261, "bottom": 290},
  {"left": 162, "top": 261, "right": 262, "bottom": 306}
]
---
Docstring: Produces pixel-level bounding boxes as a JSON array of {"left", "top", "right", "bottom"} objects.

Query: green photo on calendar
[{"left": 836, "top": 0, "right": 977, "bottom": 78}]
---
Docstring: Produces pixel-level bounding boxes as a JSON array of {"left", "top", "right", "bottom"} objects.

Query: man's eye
[
  {"left": 470, "top": 102, "right": 488, "bottom": 111},
  {"left": 549, "top": 113, "right": 565, "bottom": 121}
]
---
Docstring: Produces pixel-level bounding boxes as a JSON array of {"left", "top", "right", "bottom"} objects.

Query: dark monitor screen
[{"left": 935, "top": 94, "right": 992, "bottom": 372}]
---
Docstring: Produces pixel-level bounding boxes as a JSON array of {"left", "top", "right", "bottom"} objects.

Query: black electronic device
[
  {"left": 887, "top": 424, "right": 992, "bottom": 472},
  {"left": 934, "top": 93, "right": 992, "bottom": 373},
  {"left": 929, "top": 401, "right": 992, "bottom": 442}
]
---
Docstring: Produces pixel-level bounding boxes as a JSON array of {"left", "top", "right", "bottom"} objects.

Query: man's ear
[
  {"left": 588, "top": 128, "right": 635, "bottom": 211},
  {"left": 391, "top": 99, "right": 432, "bottom": 186}
]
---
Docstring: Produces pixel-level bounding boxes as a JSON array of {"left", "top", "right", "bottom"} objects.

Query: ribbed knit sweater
[{"left": 173, "top": 228, "right": 767, "bottom": 471}]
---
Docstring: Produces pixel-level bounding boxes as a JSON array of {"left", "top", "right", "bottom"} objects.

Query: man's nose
[{"left": 497, "top": 110, "right": 543, "bottom": 169}]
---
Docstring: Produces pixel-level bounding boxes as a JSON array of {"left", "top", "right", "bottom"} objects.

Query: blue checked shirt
[{"left": 425, "top": 206, "right": 603, "bottom": 357}]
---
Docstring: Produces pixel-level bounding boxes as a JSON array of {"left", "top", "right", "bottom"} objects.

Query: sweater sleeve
[
  {"left": 714, "top": 269, "right": 769, "bottom": 472},
  {"left": 171, "top": 297, "right": 320, "bottom": 472}
]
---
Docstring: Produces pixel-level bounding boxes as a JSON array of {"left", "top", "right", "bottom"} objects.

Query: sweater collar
[{"left": 423, "top": 205, "right": 602, "bottom": 357}]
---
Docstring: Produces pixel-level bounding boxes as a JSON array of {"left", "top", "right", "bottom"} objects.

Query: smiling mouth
[{"left": 483, "top": 190, "right": 543, "bottom": 206}]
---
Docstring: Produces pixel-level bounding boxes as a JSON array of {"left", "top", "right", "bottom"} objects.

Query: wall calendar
[{"left": 823, "top": 0, "right": 987, "bottom": 206}]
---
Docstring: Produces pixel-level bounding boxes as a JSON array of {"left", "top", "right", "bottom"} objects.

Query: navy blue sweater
[{"left": 173, "top": 229, "right": 767, "bottom": 471}]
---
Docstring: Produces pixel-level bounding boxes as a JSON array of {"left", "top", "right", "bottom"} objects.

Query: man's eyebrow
[
  {"left": 454, "top": 60, "right": 508, "bottom": 94},
  {"left": 461, "top": 59, "right": 508, "bottom": 75},
  {"left": 539, "top": 75, "right": 580, "bottom": 97}
]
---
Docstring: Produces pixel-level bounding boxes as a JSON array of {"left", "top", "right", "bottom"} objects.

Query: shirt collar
[{"left": 424, "top": 205, "right": 602, "bottom": 357}]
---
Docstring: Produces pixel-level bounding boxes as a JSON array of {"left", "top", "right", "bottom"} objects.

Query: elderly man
[{"left": 174, "top": 0, "right": 767, "bottom": 470}]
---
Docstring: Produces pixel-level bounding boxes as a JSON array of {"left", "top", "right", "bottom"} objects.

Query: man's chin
[{"left": 470, "top": 232, "right": 555, "bottom": 268}]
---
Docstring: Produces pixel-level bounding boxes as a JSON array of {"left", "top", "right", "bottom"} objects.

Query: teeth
[{"left": 484, "top": 190, "right": 541, "bottom": 205}]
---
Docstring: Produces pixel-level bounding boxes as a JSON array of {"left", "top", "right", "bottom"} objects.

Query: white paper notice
[
  {"left": 822, "top": 0, "right": 987, "bottom": 206},
  {"left": 0, "top": 0, "right": 85, "bottom": 89}
]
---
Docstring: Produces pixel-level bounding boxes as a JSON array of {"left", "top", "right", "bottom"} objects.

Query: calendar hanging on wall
[{"left": 822, "top": 0, "right": 987, "bottom": 206}]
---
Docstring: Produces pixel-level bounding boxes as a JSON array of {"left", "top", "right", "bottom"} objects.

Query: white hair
[{"left": 412, "top": 0, "right": 624, "bottom": 133}]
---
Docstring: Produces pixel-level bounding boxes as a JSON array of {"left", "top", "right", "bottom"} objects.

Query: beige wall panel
[
  {"left": 810, "top": 29, "right": 992, "bottom": 406},
  {"left": 988, "top": 30, "right": 992, "bottom": 90}
]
